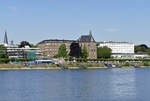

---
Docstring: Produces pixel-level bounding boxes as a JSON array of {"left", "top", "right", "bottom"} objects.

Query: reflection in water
[
  {"left": 0, "top": 69, "right": 150, "bottom": 101},
  {"left": 54, "top": 70, "right": 101, "bottom": 101},
  {"left": 110, "top": 69, "right": 136, "bottom": 101}
]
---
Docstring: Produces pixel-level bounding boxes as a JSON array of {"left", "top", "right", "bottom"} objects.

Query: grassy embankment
[
  {"left": 0, "top": 62, "right": 150, "bottom": 70},
  {"left": 0, "top": 58, "right": 150, "bottom": 70},
  {"left": 0, "top": 64, "right": 61, "bottom": 70}
]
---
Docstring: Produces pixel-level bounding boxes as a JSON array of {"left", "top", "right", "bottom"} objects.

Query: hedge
[
  {"left": 0, "top": 58, "right": 36, "bottom": 63},
  {"left": 65, "top": 58, "right": 150, "bottom": 62}
]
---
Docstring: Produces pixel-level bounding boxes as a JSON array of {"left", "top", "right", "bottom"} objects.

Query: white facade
[
  {"left": 7, "top": 46, "right": 42, "bottom": 59},
  {"left": 98, "top": 42, "right": 135, "bottom": 54},
  {"left": 97, "top": 42, "right": 135, "bottom": 58}
]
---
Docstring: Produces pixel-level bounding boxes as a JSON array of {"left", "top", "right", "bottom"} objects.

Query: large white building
[
  {"left": 7, "top": 46, "right": 42, "bottom": 59},
  {"left": 98, "top": 41, "right": 135, "bottom": 54},
  {"left": 97, "top": 41, "right": 135, "bottom": 58}
]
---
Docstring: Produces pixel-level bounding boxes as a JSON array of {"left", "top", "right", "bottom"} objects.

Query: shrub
[
  {"left": 123, "top": 62, "right": 130, "bottom": 67},
  {"left": 143, "top": 62, "right": 150, "bottom": 66}
]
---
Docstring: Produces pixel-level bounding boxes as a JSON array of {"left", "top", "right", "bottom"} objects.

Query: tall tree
[
  {"left": 0, "top": 45, "right": 8, "bottom": 58},
  {"left": 97, "top": 46, "right": 112, "bottom": 58},
  {"left": 81, "top": 45, "right": 88, "bottom": 59},
  {"left": 56, "top": 44, "right": 68, "bottom": 58},
  {"left": 19, "top": 41, "right": 31, "bottom": 48},
  {"left": 69, "top": 42, "right": 81, "bottom": 58}
]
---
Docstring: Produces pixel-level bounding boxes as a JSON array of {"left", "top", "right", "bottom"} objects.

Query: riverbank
[
  {"left": 0, "top": 64, "right": 107, "bottom": 70},
  {"left": 0, "top": 64, "right": 149, "bottom": 70},
  {"left": 0, "top": 67, "right": 108, "bottom": 70}
]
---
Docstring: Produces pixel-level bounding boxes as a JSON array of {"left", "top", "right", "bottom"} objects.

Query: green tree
[
  {"left": 0, "top": 45, "right": 8, "bottom": 58},
  {"left": 135, "top": 44, "right": 149, "bottom": 53},
  {"left": 135, "top": 44, "right": 150, "bottom": 55},
  {"left": 30, "top": 44, "right": 38, "bottom": 48},
  {"left": 97, "top": 46, "right": 112, "bottom": 58},
  {"left": 146, "top": 50, "right": 150, "bottom": 55},
  {"left": 55, "top": 44, "right": 68, "bottom": 58},
  {"left": 81, "top": 45, "right": 88, "bottom": 59}
]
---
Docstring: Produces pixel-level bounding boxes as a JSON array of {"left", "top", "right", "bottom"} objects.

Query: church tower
[
  {"left": 4, "top": 30, "right": 8, "bottom": 47},
  {"left": 89, "top": 30, "right": 95, "bottom": 42}
]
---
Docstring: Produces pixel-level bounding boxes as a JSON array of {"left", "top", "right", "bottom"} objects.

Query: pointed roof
[
  {"left": 78, "top": 30, "right": 95, "bottom": 42},
  {"left": 4, "top": 30, "right": 8, "bottom": 45}
]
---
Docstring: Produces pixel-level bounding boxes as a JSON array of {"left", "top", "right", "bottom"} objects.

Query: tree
[
  {"left": 81, "top": 45, "right": 88, "bottom": 59},
  {"left": 69, "top": 42, "right": 81, "bottom": 58},
  {"left": 30, "top": 44, "right": 37, "bottom": 48},
  {"left": 97, "top": 46, "right": 112, "bottom": 58},
  {"left": 146, "top": 50, "right": 150, "bottom": 55},
  {"left": 135, "top": 44, "right": 149, "bottom": 53},
  {"left": 19, "top": 41, "right": 31, "bottom": 48},
  {"left": 55, "top": 44, "right": 68, "bottom": 58},
  {"left": 0, "top": 45, "right": 8, "bottom": 58},
  {"left": 135, "top": 44, "right": 150, "bottom": 55}
]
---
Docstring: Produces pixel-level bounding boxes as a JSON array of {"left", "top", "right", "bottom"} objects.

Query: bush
[
  {"left": 143, "top": 62, "right": 150, "bottom": 66},
  {"left": 0, "top": 58, "right": 10, "bottom": 63},
  {"left": 67, "top": 58, "right": 150, "bottom": 63},
  {"left": 0, "top": 58, "right": 36, "bottom": 64},
  {"left": 123, "top": 62, "right": 130, "bottom": 67}
]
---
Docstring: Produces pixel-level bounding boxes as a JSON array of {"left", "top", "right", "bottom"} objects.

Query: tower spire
[
  {"left": 89, "top": 30, "right": 92, "bottom": 36},
  {"left": 89, "top": 30, "right": 95, "bottom": 42},
  {"left": 4, "top": 30, "right": 8, "bottom": 46}
]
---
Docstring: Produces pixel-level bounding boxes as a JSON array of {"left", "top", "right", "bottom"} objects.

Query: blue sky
[{"left": 0, "top": 0, "right": 150, "bottom": 46}]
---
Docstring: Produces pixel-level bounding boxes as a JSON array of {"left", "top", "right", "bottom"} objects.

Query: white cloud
[{"left": 104, "top": 28, "right": 120, "bottom": 32}]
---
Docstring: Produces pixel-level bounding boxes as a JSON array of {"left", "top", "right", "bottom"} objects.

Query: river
[{"left": 0, "top": 68, "right": 150, "bottom": 101}]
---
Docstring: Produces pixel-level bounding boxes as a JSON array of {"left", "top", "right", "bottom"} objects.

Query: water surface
[{"left": 0, "top": 68, "right": 150, "bottom": 101}]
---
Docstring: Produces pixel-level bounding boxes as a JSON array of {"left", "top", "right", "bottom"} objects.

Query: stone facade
[
  {"left": 79, "top": 42, "right": 97, "bottom": 59},
  {"left": 37, "top": 32, "right": 97, "bottom": 59},
  {"left": 38, "top": 40, "right": 73, "bottom": 57}
]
